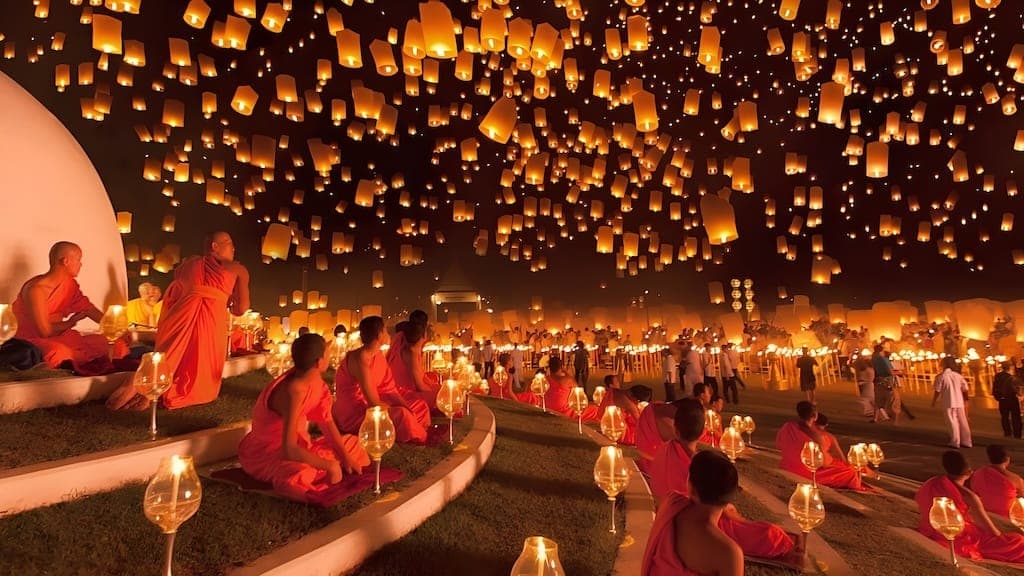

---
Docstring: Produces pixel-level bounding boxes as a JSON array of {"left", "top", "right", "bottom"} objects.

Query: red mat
[{"left": 209, "top": 465, "right": 403, "bottom": 507}]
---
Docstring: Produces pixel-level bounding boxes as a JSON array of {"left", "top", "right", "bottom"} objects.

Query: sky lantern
[
  {"left": 698, "top": 26, "right": 720, "bottom": 65},
  {"left": 701, "top": 189, "right": 738, "bottom": 245},
  {"left": 230, "top": 85, "right": 258, "bottom": 115},
  {"left": 261, "top": 223, "right": 292, "bottom": 260},
  {"left": 91, "top": 14, "right": 122, "bottom": 54},
  {"left": 778, "top": 0, "right": 800, "bottom": 20},
  {"left": 419, "top": 1, "right": 457, "bottom": 59},
  {"left": 817, "top": 81, "right": 844, "bottom": 125},
  {"left": 632, "top": 90, "right": 658, "bottom": 132},
  {"left": 336, "top": 29, "right": 362, "bottom": 68},
  {"left": 507, "top": 18, "right": 533, "bottom": 59},
  {"left": 479, "top": 96, "right": 517, "bottom": 143},
  {"left": 866, "top": 141, "right": 888, "bottom": 178},
  {"left": 480, "top": 9, "right": 507, "bottom": 52},
  {"left": 708, "top": 281, "right": 725, "bottom": 304},
  {"left": 372, "top": 271, "right": 384, "bottom": 288},
  {"left": 261, "top": 4, "right": 288, "bottom": 33}
]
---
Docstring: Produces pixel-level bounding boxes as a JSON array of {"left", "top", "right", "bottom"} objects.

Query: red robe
[
  {"left": 158, "top": 255, "right": 238, "bottom": 409},
  {"left": 648, "top": 440, "right": 795, "bottom": 559},
  {"left": 544, "top": 372, "right": 601, "bottom": 421},
  {"left": 775, "top": 421, "right": 866, "bottom": 491},
  {"left": 333, "top": 351, "right": 430, "bottom": 443},
  {"left": 488, "top": 372, "right": 515, "bottom": 399},
  {"left": 641, "top": 493, "right": 712, "bottom": 576},
  {"left": 597, "top": 388, "right": 638, "bottom": 446},
  {"left": 238, "top": 370, "right": 370, "bottom": 503},
  {"left": 636, "top": 402, "right": 673, "bottom": 475},
  {"left": 916, "top": 475, "right": 1024, "bottom": 563},
  {"left": 11, "top": 277, "right": 116, "bottom": 372},
  {"left": 970, "top": 466, "right": 1018, "bottom": 518},
  {"left": 385, "top": 341, "right": 440, "bottom": 413}
]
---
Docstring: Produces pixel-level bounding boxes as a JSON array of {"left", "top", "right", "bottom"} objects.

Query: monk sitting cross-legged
[
  {"left": 642, "top": 450, "right": 745, "bottom": 576},
  {"left": 387, "top": 320, "right": 440, "bottom": 410},
  {"left": 776, "top": 401, "right": 869, "bottom": 491},
  {"left": 649, "top": 398, "right": 797, "bottom": 561},
  {"left": 596, "top": 374, "right": 647, "bottom": 446},
  {"left": 970, "top": 445, "right": 1024, "bottom": 519},
  {"left": 12, "top": 241, "right": 120, "bottom": 374},
  {"left": 917, "top": 450, "right": 1024, "bottom": 563},
  {"left": 543, "top": 357, "right": 601, "bottom": 421},
  {"left": 334, "top": 316, "right": 431, "bottom": 444},
  {"left": 238, "top": 334, "right": 369, "bottom": 503}
]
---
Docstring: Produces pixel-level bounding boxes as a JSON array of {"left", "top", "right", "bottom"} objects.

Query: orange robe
[
  {"left": 12, "top": 277, "right": 113, "bottom": 372},
  {"left": 488, "top": 372, "right": 515, "bottom": 399},
  {"left": 641, "top": 493, "right": 712, "bottom": 576},
  {"left": 970, "top": 466, "right": 1018, "bottom": 518},
  {"left": 597, "top": 388, "right": 638, "bottom": 445},
  {"left": 648, "top": 440, "right": 796, "bottom": 559},
  {"left": 386, "top": 342, "right": 440, "bottom": 413},
  {"left": 636, "top": 402, "right": 673, "bottom": 475},
  {"left": 775, "top": 421, "right": 866, "bottom": 491},
  {"left": 544, "top": 373, "right": 601, "bottom": 421},
  {"left": 916, "top": 475, "right": 1024, "bottom": 563},
  {"left": 333, "top": 351, "right": 430, "bottom": 443},
  {"left": 157, "top": 255, "right": 237, "bottom": 409},
  {"left": 238, "top": 370, "right": 370, "bottom": 503}
]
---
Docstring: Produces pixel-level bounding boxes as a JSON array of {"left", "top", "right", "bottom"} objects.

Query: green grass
[
  {"left": 353, "top": 397, "right": 624, "bottom": 576},
  {"left": 0, "top": 370, "right": 274, "bottom": 469},
  {"left": 0, "top": 416, "right": 471, "bottom": 576},
  {"left": 0, "top": 366, "right": 75, "bottom": 382}
]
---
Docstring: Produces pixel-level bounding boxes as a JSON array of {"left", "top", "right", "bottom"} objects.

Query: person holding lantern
[
  {"left": 776, "top": 401, "right": 868, "bottom": 491},
  {"left": 11, "top": 241, "right": 125, "bottom": 374},
  {"left": 238, "top": 334, "right": 369, "bottom": 504}
]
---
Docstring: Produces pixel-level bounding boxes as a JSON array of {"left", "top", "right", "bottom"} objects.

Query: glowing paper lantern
[
  {"left": 701, "top": 189, "right": 738, "bottom": 245},
  {"left": 92, "top": 14, "right": 122, "bottom": 54},
  {"left": 261, "top": 223, "right": 292, "bottom": 260},
  {"left": 479, "top": 97, "right": 517, "bottom": 144},
  {"left": 419, "top": 1, "right": 457, "bottom": 59},
  {"left": 866, "top": 141, "right": 888, "bottom": 178}
]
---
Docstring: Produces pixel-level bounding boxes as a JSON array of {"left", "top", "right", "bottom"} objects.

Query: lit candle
[
  {"left": 374, "top": 407, "right": 381, "bottom": 444},
  {"left": 170, "top": 455, "right": 183, "bottom": 522}
]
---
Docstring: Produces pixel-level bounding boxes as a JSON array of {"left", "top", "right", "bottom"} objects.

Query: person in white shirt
[
  {"left": 719, "top": 343, "right": 739, "bottom": 404},
  {"left": 682, "top": 343, "right": 704, "bottom": 397},
  {"left": 510, "top": 345, "right": 524, "bottom": 391},
  {"left": 662, "top": 348, "right": 679, "bottom": 401},
  {"left": 932, "top": 357, "right": 973, "bottom": 448},
  {"left": 482, "top": 339, "right": 496, "bottom": 379}
]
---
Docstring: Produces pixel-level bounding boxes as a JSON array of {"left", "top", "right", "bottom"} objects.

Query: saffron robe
[
  {"left": 544, "top": 373, "right": 601, "bottom": 421},
  {"left": 636, "top": 402, "right": 674, "bottom": 475},
  {"left": 641, "top": 493, "right": 713, "bottom": 576},
  {"left": 916, "top": 475, "right": 1024, "bottom": 563},
  {"left": 776, "top": 421, "right": 866, "bottom": 491},
  {"left": 647, "top": 440, "right": 795, "bottom": 559},
  {"left": 333, "top": 351, "right": 430, "bottom": 443},
  {"left": 597, "top": 388, "right": 638, "bottom": 446},
  {"left": 12, "top": 277, "right": 114, "bottom": 372},
  {"left": 386, "top": 341, "right": 440, "bottom": 413},
  {"left": 158, "top": 255, "right": 238, "bottom": 409},
  {"left": 970, "top": 466, "right": 1019, "bottom": 518},
  {"left": 238, "top": 370, "right": 370, "bottom": 503}
]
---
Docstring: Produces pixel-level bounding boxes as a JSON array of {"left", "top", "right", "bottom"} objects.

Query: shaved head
[
  {"left": 206, "top": 231, "right": 236, "bottom": 262},
  {"left": 48, "top": 241, "right": 81, "bottom": 266}
]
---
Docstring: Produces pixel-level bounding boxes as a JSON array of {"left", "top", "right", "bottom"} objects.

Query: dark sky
[{"left": 1, "top": 0, "right": 1022, "bottom": 316}]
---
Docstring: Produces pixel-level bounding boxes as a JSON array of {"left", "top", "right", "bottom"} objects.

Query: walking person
[
  {"left": 662, "top": 348, "right": 679, "bottom": 402},
  {"left": 932, "top": 357, "right": 973, "bottom": 448},
  {"left": 796, "top": 347, "right": 818, "bottom": 404},
  {"left": 573, "top": 340, "right": 590, "bottom": 393},
  {"left": 719, "top": 344, "right": 739, "bottom": 404},
  {"left": 853, "top": 354, "right": 876, "bottom": 419},
  {"left": 993, "top": 362, "right": 1023, "bottom": 439},
  {"left": 871, "top": 345, "right": 893, "bottom": 423}
]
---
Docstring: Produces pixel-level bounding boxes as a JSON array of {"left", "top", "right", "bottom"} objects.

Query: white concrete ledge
[
  {"left": 0, "top": 421, "right": 251, "bottom": 517},
  {"left": 231, "top": 396, "right": 496, "bottom": 576},
  {"left": 0, "top": 353, "right": 266, "bottom": 414}
]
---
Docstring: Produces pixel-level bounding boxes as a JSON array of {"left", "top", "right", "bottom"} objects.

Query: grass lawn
[
  {"left": 0, "top": 366, "right": 74, "bottom": 382},
  {"left": 0, "top": 415, "right": 471, "bottom": 576},
  {"left": 353, "top": 397, "right": 624, "bottom": 576},
  {"left": 0, "top": 370, "right": 274, "bottom": 469}
]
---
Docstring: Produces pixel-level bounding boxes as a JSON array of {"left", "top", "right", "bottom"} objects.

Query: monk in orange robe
[
  {"left": 12, "top": 241, "right": 118, "bottom": 373},
  {"left": 649, "top": 398, "right": 797, "bottom": 561},
  {"left": 387, "top": 320, "right": 440, "bottom": 409},
  {"left": 239, "top": 334, "right": 369, "bottom": 503},
  {"left": 917, "top": 450, "right": 1024, "bottom": 563},
  {"left": 776, "top": 401, "right": 868, "bottom": 491},
  {"left": 596, "top": 374, "right": 645, "bottom": 446},
  {"left": 970, "top": 445, "right": 1024, "bottom": 518},
  {"left": 334, "top": 316, "right": 430, "bottom": 444},
  {"left": 488, "top": 352, "right": 516, "bottom": 399},
  {"left": 636, "top": 400, "right": 679, "bottom": 475},
  {"left": 642, "top": 450, "right": 745, "bottom": 576},
  {"left": 543, "top": 357, "right": 601, "bottom": 421}
]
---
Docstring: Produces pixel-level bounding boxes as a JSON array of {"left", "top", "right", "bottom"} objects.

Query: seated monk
[
  {"left": 488, "top": 352, "right": 516, "bottom": 399},
  {"left": 776, "top": 401, "right": 868, "bottom": 491},
  {"left": 970, "top": 445, "right": 1024, "bottom": 518},
  {"left": 697, "top": 389, "right": 723, "bottom": 446},
  {"left": 649, "top": 399, "right": 797, "bottom": 561},
  {"left": 596, "top": 374, "right": 646, "bottom": 446},
  {"left": 515, "top": 368, "right": 546, "bottom": 407},
  {"left": 917, "top": 450, "right": 1024, "bottom": 563},
  {"left": 543, "top": 357, "right": 601, "bottom": 421},
  {"left": 334, "top": 316, "right": 431, "bottom": 444},
  {"left": 387, "top": 320, "right": 440, "bottom": 409},
  {"left": 12, "top": 241, "right": 123, "bottom": 374},
  {"left": 238, "top": 334, "right": 370, "bottom": 503},
  {"left": 642, "top": 450, "right": 745, "bottom": 576},
  {"left": 126, "top": 282, "right": 162, "bottom": 328},
  {"left": 636, "top": 400, "right": 680, "bottom": 475}
]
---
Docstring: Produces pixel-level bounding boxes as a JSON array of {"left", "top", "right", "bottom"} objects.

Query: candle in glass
[
  {"left": 530, "top": 373, "right": 549, "bottom": 412},
  {"left": 0, "top": 303, "right": 17, "bottom": 345},
  {"left": 143, "top": 455, "right": 202, "bottom": 576},
  {"left": 510, "top": 536, "right": 566, "bottom": 576},
  {"left": 1010, "top": 498, "right": 1024, "bottom": 532},
  {"left": 436, "top": 378, "right": 465, "bottom": 444},
  {"left": 928, "top": 496, "right": 965, "bottom": 567},
  {"left": 742, "top": 415, "right": 756, "bottom": 445},
  {"left": 133, "top": 352, "right": 173, "bottom": 439},
  {"left": 592, "top": 385, "right": 606, "bottom": 406},
  {"left": 800, "top": 441, "right": 824, "bottom": 487},
  {"left": 358, "top": 406, "right": 396, "bottom": 494},
  {"left": 788, "top": 483, "right": 825, "bottom": 561},
  {"left": 593, "top": 446, "right": 632, "bottom": 534},
  {"left": 720, "top": 426, "right": 745, "bottom": 462},
  {"left": 600, "top": 405, "right": 626, "bottom": 442},
  {"left": 568, "top": 386, "right": 589, "bottom": 434}
]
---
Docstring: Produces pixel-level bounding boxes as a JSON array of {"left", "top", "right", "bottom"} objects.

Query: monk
[
  {"left": 543, "top": 357, "right": 601, "bottom": 421},
  {"left": 776, "top": 401, "right": 868, "bottom": 491},
  {"left": 12, "top": 241, "right": 118, "bottom": 373},
  {"left": 649, "top": 398, "right": 797, "bottom": 561},
  {"left": 126, "top": 282, "right": 162, "bottom": 328},
  {"left": 970, "top": 445, "right": 1024, "bottom": 518},
  {"left": 636, "top": 400, "right": 681, "bottom": 475},
  {"left": 238, "top": 334, "right": 369, "bottom": 503},
  {"left": 334, "top": 316, "right": 430, "bottom": 444},
  {"left": 488, "top": 352, "right": 516, "bottom": 398},
  {"left": 515, "top": 368, "right": 546, "bottom": 407},
  {"left": 596, "top": 374, "right": 644, "bottom": 446},
  {"left": 642, "top": 450, "right": 745, "bottom": 576},
  {"left": 387, "top": 320, "right": 440, "bottom": 409},
  {"left": 917, "top": 450, "right": 1024, "bottom": 563}
]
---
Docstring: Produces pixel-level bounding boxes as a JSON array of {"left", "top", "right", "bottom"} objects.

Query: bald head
[
  {"left": 138, "top": 282, "right": 154, "bottom": 298},
  {"left": 206, "top": 231, "right": 236, "bottom": 262},
  {"left": 48, "top": 242, "right": 83, "bottom": 277}
]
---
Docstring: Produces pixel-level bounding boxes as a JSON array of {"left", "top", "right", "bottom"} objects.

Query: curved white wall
[{"left": 0, "top": 71, "right": 126, "bottom": 315}]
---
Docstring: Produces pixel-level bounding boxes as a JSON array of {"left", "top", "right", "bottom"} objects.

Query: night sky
[{"left": 1, "top": 0, "right": 1022, "bottom": 316}]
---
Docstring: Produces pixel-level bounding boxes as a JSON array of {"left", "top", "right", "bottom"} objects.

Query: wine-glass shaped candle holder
[
  {"left": 134, "top": 352, "right": 173, "bottom": 439},
  {"left": 144, "top": 455, "right": 202, "bottom": 576},
  {"left": 1009, "top": 497, "right": 1024, "bottom": 533},
  {"left": 704, "top": 409, "right": 722, "bottom": 448},
  {"left": 0, "top": 303, "right": 17, "bottom": 345},
  {"left": 800, "top": 441, "right": 824, "bottom": 488},
  {"left": 358, "top": 406, "right": 396, "bottom": 494},
  {"left": 436, "top": 378, "right": 465, "bottom": 445},
  {"left": 788, "top": 483, "right": 825, "bottom": 563},
  {"left": 847, "top": 443, "right": 869, "bottom": 482},
  {"left": 510, "top": 536, "right": 566, "bottom": 576},
  {"left": 730, "top": 415, "right": 744, "bottom": 432},
  {"left": 332, "top": 334, "right": 347, "bottom": 369},
  {"left": 865, "top": 443, "right": 885, "bottom": 474},
  {"left": 593, "top": 446, "right": 632, "bottom": 534},
  {"left": 600, "top": 405, "right": 626, "bottom": 443},
  {"left": 100, "top": 304, "right": 129, "bottom": 357},
  {"left": 720, "top": 426, "right": 745, "bottom": 463},
  {"left": 492, "top": 365, "right": 508, "bottom": 399},
  {"left": 531, "top": 373, "right": 549, "bottom": 412},
  {"left": 592, "top": 385, "right": 607, "bottom": 407},
  {"left": 459, "top": 367, "right": 476, "bottom": 416},
  {"left": 929, "top": 496, "right": 965, "bottom": 567},
  {"left": 742, "top": 416, "right": 756, "bottom": 446},
  {"left": 568, "top": 386, "right": 589, "bottom": 434}
]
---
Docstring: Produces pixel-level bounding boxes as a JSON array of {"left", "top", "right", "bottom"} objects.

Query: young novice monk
[
  {"left": 970, "top": 445, "right": 1024, "bottom": 518},
  {"left": 238, "top": 334, "right": 369, "bottom": 503}
]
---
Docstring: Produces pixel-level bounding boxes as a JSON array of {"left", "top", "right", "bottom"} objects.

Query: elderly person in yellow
[{"left": 126, "top": 282, "right": 162, "bottom": 328}]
